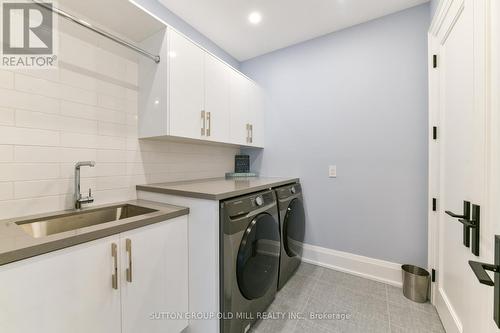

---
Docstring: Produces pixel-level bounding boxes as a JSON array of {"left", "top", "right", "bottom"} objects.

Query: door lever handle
[
  {"left": 446, "top": 201, "right": 472, "bottom": 249},
  {"left": 468, "top": 235, "right": 500, "bottom": 328},
  {"left": 469, "top": 260, "right": 498, "bottom": 286},
  {"left": 445, "top": 201, "right": 471, "bottom": 219},
  {"left": 445, "top": 211, "right": 467, "bottom": 218}
]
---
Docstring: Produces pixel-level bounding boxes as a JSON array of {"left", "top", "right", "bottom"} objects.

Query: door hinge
[
  {"left": 431, "top": 269, "right": 436, "bottom": 282},
  {"left": 433, "top": 126, "right": 438, "bottom": 140},
  {"left": 432, "top": 198, "right": 437, "bottom": 212},
  {"left": 433, "top": 54, "right": 438, "bottom": 68}
]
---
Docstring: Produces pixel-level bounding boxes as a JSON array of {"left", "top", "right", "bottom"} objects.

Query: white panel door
[
  {"left": 169, "top": 28, "right": 204, "bottom": 140},
  {"left": 0, "top": 236, "right": 122, "bottom": 333},
  {"left": 230, "top": 71, "right": 250, "bottom": 145},
  {"left": 433, "top": 0, "right": 493, "bottom": 332},
  {"left": 204, "top": 53, "right": 231, "bottom": 143},
  {"left": 120, "top": 216, "right": 188, "bottom": 333}
]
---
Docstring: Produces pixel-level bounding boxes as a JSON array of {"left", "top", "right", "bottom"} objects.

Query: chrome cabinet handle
[
  {"left": 126, "top": 239, "right": 132, "bottom": 283},
  {"left": 246, "top": 123, "right": 250, "bottom": 143},
  {"left": 250, "top": 124, "right": 253, "bottom": 144},
  {"left": 206, "top": 112, "right": 211, "bottom": 136},
  {"left": 201, "top": 110, "right": 206, "bottom": 136},
  {"left": 111, "top": 243, "right": 118, "bottom": 290}
]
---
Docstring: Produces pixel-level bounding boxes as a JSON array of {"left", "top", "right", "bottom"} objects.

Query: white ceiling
[{"left": 158, "top": 0, "right": 429, "bottom": 61}]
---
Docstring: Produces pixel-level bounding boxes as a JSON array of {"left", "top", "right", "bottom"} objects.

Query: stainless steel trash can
[{"left": 402, "top": 265, "right": 429, "bottom": 303}]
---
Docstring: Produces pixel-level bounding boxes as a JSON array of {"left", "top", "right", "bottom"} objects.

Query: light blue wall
[
  {"left": 241, "top": 4, "right": 430, "bottom": 267},
  {"left": 430, "top": 0, "right": 440, "bottom": 19},
  {"left": 134, "top": 0, "right": 240, "bottom": 68}
]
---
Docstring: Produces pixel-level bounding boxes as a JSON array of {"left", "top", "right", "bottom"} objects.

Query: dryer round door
[
  {"left": 283, "top": 198, "right": 305, "bottom": 258},
  {"left": 236, "top": 213, "right": 280, "bottom": 300}
]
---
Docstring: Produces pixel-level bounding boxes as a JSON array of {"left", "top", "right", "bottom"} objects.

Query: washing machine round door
[
  {"left": 283, "top": 198, "right": 305, "bottom": 258},
  {"left": 237, "top": 213, "right": 280, "bottom": 300}
]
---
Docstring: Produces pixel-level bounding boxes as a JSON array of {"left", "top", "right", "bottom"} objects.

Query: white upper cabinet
[
  {"left": 248, "top": 83, "right": 265, "bottom": 148},
  {"left": 169, "top": 29, "right": 205, "bottom": 140},
  {"left": 229, "top": 72, "right": 264, "bottom": 148},
  {"left": 138, "top": 27, "right": 264, "bottom": 148},
  {"left": 139, "top": 29, "right": 168, "bottom": 138},
  {"left": 204, "top": 53, "right": 231, "bottom": 143},
  {"left": 229, "top": 70, "right": 250, "bottom": 146}
]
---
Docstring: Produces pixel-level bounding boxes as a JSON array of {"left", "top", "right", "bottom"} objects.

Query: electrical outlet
[{"left": 329, "top": 165, "right": 337, "bottom": 178}]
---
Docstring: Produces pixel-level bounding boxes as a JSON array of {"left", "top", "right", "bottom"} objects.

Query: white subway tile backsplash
[
  {"left": 15, "top": 110, "right": 60, "bottom": 131},
  {"left": 60, "top": 84, "right": 98, "bottom": 105},
  {"left": 0, "top": 196, "right": 63, "bottom": 220},
  {"left": 14, "top": 146, "right": 60, "bottom": 163},
  {"left": 0, "top": 88, "right": 60, "bottom": 114},
  {"left": 59, "top": 147, "right": 97, "bottom": 163},
  {"left": 0, "top": 182, "right": 13, "bottom": 200},
  {"left": 59, "top": 68, "right": 97, "bottom": 92},
  {"left": 0, "top": 126, "right": 60, "bottom": 146},
  {"left": 98, "top": 122, "right": 128, "bottom": 137},
  {"left": 58, "top": 116, "right": 98, "bottom": 135},
  {"left": 0, "top": 107, "right": 15, "bottom": 126},
  {"left": 0, "top": 24, "right": 237, "bottom": 220},
  {"left": 0, "top": 70, "right": 14, "bottom": 89},
  {"left": 96, "top": 149, "right": 127, "bottom": 163},
  {"left": 15, "top": 73, "right": 61, "bottom": 99},
  {"left": 0, "top": 145, "right": 13, "bottom": 162},
  {"left": 0, "top": 164, "right": 59, "bottom": 182},
  {"left": 14, "top": 179, "right": 61, "bottom": 199},
  {"left": 97, "top": 94, "right": 125, "bottom": 111},
  {"left": 96, "top": 163, "right": 127, "bottom": 177},
  {"left": 96, "top": 176, "right": 129, "bottom": 191}
]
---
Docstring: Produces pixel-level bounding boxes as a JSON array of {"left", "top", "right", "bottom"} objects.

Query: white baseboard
[
  {"left": 435, "top": 287, "right": 462, "bottom": 333},
  {"left": 300, "top": 243, "right": 403, "bottom": 287}
]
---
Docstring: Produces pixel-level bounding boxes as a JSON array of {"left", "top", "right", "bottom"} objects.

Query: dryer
[
  {"left": 275, "top": 183, "right": 305, "bottom": 290},
  {"left": 220, "top": 190, "right": 280, "bottom": 333}
]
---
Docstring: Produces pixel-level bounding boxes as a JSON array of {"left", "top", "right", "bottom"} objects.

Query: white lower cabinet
[
  {"left": 0, "top": 216, "right": 188, "bottom": 333},
  {"left": 121, "top": 216, "right": 188, "bottom": 333}
]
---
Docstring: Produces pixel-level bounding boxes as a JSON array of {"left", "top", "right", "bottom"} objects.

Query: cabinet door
[
  {"left": 138, "top": 29, "right": 168, "bottom": 138},
  {"left": 121, "top": 216, "right": 188, "bottom": 333},
  {"left": 247, "top": 82, "right": 265, "bottom": 148},
  {"left": 205, "top": 53, "right": 231, "bottom": 143},
  {"left": 0, "top": 236, "right": 121, "bottom": 333},
  {"left": 169, "top": 29, "right": 204, "bottom": 139},
  {"left": 229, "top": 71, "right": 250, "bottom": 145}
]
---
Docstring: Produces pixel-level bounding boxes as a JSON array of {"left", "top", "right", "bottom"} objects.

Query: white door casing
[{"left": 428, "top": 0, "right": 498, "bottom": 332}]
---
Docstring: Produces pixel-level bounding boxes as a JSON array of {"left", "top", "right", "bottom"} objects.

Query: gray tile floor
[{"left": 251, "top": 263, "right": 445, "bottom": 333}]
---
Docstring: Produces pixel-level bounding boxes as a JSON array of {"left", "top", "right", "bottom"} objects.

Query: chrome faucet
[{"left": 74, "top": 161, "right": 95, "bottom": 209}]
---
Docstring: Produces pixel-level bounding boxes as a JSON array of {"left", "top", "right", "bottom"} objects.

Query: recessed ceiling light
[{"left": 248, "top": 12, "right": 262, "bottom": 25}]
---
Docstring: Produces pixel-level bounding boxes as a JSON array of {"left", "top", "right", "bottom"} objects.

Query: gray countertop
[
  {"left": 0, "top": 200, "right": 189, "bottom": 266},
  {"left": 136, "top": 177, "right": 300, "bottom": 200}
]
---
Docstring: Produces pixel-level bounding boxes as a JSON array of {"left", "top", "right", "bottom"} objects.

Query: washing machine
[
  {"left": 275, "top": 182, "right": 306, "bottom": 290},
  {"left": 220, "top": 190, "right": 281, "bottom": 333}
]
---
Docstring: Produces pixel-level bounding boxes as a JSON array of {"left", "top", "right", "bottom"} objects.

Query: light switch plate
[{"left": 329, "top": 165, "right": 337, "bottom": 178}]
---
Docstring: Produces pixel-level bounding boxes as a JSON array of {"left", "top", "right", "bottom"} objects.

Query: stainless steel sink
[{"left": 16, "top": 204, "right": 158, "bottom": 238}]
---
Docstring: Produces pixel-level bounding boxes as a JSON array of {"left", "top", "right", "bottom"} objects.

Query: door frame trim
[{"left": 428, "top": 0, "right": 497, "bottom": 332}]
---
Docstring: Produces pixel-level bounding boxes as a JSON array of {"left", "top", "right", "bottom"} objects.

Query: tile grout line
[
  {"left": 385, "top": 284, "right": 392, "bottom": 333},
  {"left": 292, "top": 266, "right": 324, "bottom": 332}
]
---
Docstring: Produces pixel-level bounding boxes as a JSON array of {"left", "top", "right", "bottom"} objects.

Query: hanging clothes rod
[{"left": 32, "top": 0, "right": 160, "bottom": 63}]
